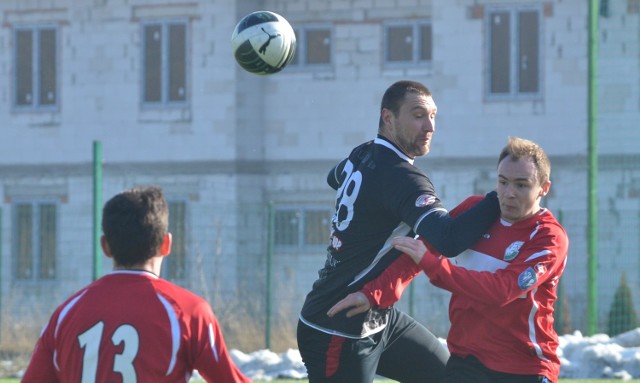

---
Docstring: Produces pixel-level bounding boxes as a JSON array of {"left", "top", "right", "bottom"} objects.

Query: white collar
[
  {"left": 373, "top": 137, "right": 414, "bottom": 165},
  {"left": 109, "top": 270, "right": 159, "bottom": 279}
]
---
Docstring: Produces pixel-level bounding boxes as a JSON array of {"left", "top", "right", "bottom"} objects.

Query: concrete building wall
[{"left": 0, "top": 0, "right": 638, "bottom": 342}]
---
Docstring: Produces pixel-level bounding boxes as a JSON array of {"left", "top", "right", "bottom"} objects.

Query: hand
[
  {"left": 327, "top": 292, "right": 371, "bottom": 318},
  {"left": 391, "top": 236, "right": 428, "bottom": 264}
]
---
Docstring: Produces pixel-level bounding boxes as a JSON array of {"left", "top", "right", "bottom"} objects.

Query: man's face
[
  {"left": 497, "top": 156, "right": 551, "bottom": 223},
  {"left": 384, "top": 93, "right": 437, "bottom": 158}
]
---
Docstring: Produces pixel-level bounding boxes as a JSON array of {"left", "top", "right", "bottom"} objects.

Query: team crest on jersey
[
  {"left": 415, "top": 194, "right": 436, "bottom": 207},
  {"left": 518, "top": 267, "right": 537, "bottom": 290},
  {"left": 504, "top": 241, "right": 524, "bottom": 261},
  {"left": 534, "top": 262, "right": 547, "bottom": 276}
]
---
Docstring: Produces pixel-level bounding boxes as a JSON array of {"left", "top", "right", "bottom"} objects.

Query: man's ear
[
  {"left": 100, "top": 235, "right": 113, "bottom": 258},
  {"left": 160, "top": 233, "right": 172, "bottom": 257},
  {"left": 540, "top": 180, "right": 551, "bottom": 197},
  {"left": 381, "top": 108, "right": 393, "bottom": 127}
]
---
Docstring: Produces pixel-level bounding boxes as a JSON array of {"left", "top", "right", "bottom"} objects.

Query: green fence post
[
  {"left": 265, "top": 201, "right": 274, "bottom": 349},
  {"left": 93, "top": 141, "right": 103, "bottom": 281},
  {"left": 587, "top": 0, "right": 599, "bottom": 335},
  {"left": 0, "top": 207, "right": 2, "bottom": 343}
]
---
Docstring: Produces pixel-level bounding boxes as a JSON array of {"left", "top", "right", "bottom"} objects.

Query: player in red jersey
[
  {"left": 329, "top": 137, "right": 568, "bottom": 383},
  {"left": 23, "top": 186, "right": 251, "bottom": 383}
]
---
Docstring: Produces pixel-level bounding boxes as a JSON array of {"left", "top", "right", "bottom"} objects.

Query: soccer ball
[{"left": 231, "top": 11, "right": 297, "bottom": 75}]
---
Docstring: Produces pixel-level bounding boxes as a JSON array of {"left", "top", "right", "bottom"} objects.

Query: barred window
[
  {"left": 273, "top": 206, "right": 331, "bottom": 250},
  {"left": 14, "top": 201, "right": 57, "bottom": 280}
]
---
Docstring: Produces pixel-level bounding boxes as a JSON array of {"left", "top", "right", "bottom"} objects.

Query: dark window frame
[
  {"left": 141, "top": 19, "right": 189, "bottom": 108},
  {"left": 383, "top": 20, "right": 433, "bottom": 68},
  {"left": 485, "top": 5, "right": 543, "bottom": 101},
  {"left": 273, "top": 205, "right": 332, "bottom": 252},
  {"left": 13, "top": 24, "right": 59, "bottom": 111},
  {"left": 12, "top": 200, "right": 58, "bottom": 281},
  {"left": 289, "top": 24, "right": 333, "bottom": 70}
]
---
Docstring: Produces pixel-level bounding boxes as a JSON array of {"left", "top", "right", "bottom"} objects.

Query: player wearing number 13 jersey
[
  {"left": 297, "top": 81, "right": 501, "bottom": 383},
  {"left": 23, "top": 186, "right": 251, "bottom": 383}
]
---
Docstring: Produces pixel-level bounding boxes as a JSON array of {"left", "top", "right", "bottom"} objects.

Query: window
[
  {"left": 13, "top": 201, "right": 57, "bottom": 280},
  {"left": 14, "top": 25, "right": 58, "bottom": 110},
  {"left": 486, "top": 6, "right": 542, "bottom": 99},
  {"left": 384, "top": 21, "right": 432, "bottom": 67},
  {"left": 142, "top": 20, "right": 188, "bottom": 106},
  {"left": 289, "top": 25, "right": 332, "bottom": 68},
  {"left": 162, "top": 200, "right": 187, "bottom": 280},
  {"left": 273, "top": 206, "right": 331, "bottom": 250},
  {"left": 473, "top": 171, "right": 495, "bottom": 195}
]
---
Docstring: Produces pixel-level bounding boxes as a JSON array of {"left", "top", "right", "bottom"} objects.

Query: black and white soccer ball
[{"left": 231, "top": 11, "right": 297, "bottom": 75}]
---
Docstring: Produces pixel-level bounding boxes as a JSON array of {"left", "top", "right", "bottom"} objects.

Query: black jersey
[{"left": 300, "top": 137, "right": 449, "bottom": 337}]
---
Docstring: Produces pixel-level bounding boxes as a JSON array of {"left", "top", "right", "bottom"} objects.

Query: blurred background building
[{"left": 0, "top": 0, "right": 638, "bottom": 354}]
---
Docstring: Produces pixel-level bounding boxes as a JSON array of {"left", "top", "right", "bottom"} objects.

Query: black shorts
[
  {"left": 297, "top": 308, "right": 448, "bottom": 383},
  {"left": 441, "top": 354, "right": 554, "bottom": 383}
]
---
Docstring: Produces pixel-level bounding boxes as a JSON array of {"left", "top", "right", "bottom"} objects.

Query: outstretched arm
[
  {"left": 192, "top": 302, "right": 252, "bottom": 383},
  {"left": 327, "top": 196, "right": 487, "bottom": 318},
  {"left": 392, "top": 232, "right": 568, "bottom": 307},
  {"left": 22, "top": 319, "right": 58, "bottom": 382},
  {"left": 414, "top": 192, "right": 499, "bottom": 258},
  {"left": 327, "top": 253, "right": 421, "bottom": 317}
]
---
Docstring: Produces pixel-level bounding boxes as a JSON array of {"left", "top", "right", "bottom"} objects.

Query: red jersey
[
  {"left": 363, "top": 196, "right": 569, "bottom": 382},
  {"left": 22, "top": 270, "right": 252, "bottom": 383}
]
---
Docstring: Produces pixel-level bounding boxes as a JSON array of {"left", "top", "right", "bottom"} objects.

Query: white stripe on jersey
[
  {"left": 451, "top": 247, "right": 549, "bottom": 361},
  {"left": 298, "top": 314, "right": 387, "bottom": 339},
  {"left": 449, "top": 248, "right": 509, "bottom": 272},
  {"left": 413, "top": 207, "right": 449, "bottom": 234},
  {"left": 55, "top": 290, "right": 88, "bottom": 338},
  {"left": 157, "top": 293, "right": 180, "bottom": 376},
  {"left": 449, "top": 249, "right": 527, "bottom": 299},
  {"left": 528, "top": 287, "right": 549, "bottom": 362},
  {"left": 348, "top": 222, "right": 412, "bottom": 287},
  {"left": 208, "top": 323, "right": 219, "bottom": 361},
  {"left": 374, "top": 138, "right": 413, "bottom": 164},
  {"left": 53, "top": 289, "right": 88, "bottom": 371},
  {"left": 525, "top": 249, "right": 551, "bottom": 262}
]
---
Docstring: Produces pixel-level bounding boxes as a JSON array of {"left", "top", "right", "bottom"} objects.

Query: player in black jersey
[{"left": 297, "top": 80, "right": 501, "bottom": 383}]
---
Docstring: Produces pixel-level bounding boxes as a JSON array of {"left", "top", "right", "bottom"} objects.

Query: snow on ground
[
  {"left": 10, "top": 328, "right": 640, "bottom": 380},
  {"left": 213, "top": 328, "right": 640, "bottom": 381},
  {"left": 558, "top": 329, "right": 640, "bottom": 380}
]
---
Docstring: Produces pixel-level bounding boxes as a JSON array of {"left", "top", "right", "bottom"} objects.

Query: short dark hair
[
  {"left": 101, "top": 186, "right": 168, "bottom": 267},
  {"left": 498, "top": 136, "right": 551, "bottom": 185},
  {"left": 378, "top": 80, "right": 432, "bottom": 129}
]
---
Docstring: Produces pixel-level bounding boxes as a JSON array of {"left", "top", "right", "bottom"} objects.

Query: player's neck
[{"left": 113, "top": 256, "right": 163, "bottom": 277}]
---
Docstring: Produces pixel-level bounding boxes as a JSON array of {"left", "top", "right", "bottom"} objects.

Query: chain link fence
[{"left": 0, "top": 170, "right": 639, "bottom": 374}]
